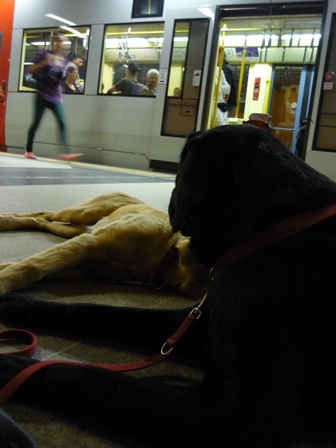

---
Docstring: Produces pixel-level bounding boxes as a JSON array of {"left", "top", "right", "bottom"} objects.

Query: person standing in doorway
[
  {"left": 24, "top": 33, "right": 82, "bottom": 161},
  {"left": 222, "top": 52, "right": 239, "bottom": 117},
  {"left": 213, "top": 66, "right": 231, "bottom": 126}
]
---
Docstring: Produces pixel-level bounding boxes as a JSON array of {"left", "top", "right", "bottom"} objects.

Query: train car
[{"left": 0, "top": 0, "right": 336, "bottom": 179}]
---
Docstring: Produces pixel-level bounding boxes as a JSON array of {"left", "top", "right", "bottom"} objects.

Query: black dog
[{"left": 1, "top": 125, "right": 336, "bottom": 447}]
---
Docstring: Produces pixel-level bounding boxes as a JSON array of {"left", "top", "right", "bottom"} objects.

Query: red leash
[
  {"left": 0, "top": 329, "right": 37, "bottom": 357},
  {"left": 211, "top": 203, "right": 336, "bottom": 279},
  {"left": 0, "top": 298, "right": 205, "bottom": 406}
]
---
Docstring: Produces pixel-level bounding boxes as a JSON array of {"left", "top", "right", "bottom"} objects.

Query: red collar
[
  {"left": 211, "top": 203, "right": 336, "bottom": 280},
  {"left": 151, "top": 245, "right": 179, "bottom": 288}
]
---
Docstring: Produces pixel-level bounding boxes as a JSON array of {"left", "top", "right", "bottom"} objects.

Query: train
[{"left": 1, "top": 0, "right": 336, "bottom": 180}]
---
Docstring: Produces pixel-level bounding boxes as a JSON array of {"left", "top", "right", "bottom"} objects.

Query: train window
[
  {"left": 166, "top": 21, "right": 189, "bottom": 98},
  {"left": 100, "top": 23, "right": 164, "bottom": 96},
  {"left": 20, "top": 27, "right": 90, "bottom": 94},
  {"left": 162, "top": 19, "right": 209, "bottom": 137}
]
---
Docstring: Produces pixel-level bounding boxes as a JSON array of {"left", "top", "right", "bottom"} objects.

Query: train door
[
  {"left": 212, "top": 2, "right": 324, "bottom": 150},
  {"left": 160, "top": 18, "right": 210, "bottom": 138},
  {"left": 149, "top": 6, "right": 216, "bottom": 171},
  {"left": 0, "top": 0, "right": 15, "bottom": 151},
  {"left": 305, "top": 2, "right": 336, "bottom": 180},
  {"left": 269, "top": 65, "right": 314, "bottom": 152}
]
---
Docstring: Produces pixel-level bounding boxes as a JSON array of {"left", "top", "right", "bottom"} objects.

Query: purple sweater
[{"left": 32, "top": 50, "right": 66, "bottom": 103}]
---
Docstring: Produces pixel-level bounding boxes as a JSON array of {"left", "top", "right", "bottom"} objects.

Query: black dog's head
[{"left": 169, "top": 125, "right": 336, "bottom": 265}]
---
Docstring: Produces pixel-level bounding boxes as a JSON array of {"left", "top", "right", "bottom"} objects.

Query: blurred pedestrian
[{"left": 24, "top": 34, "right": 82, "bottom": 161}]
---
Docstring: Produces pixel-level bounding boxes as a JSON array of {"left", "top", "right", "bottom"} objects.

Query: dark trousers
[
  {"left": 228, "top": 104, "right": 237, "bottom": 118},
  {"left": 26, "top": 94, "right": 69, "bottom": 153}
]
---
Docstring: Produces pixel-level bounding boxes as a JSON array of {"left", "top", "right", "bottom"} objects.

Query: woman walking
[{"left": 24, "top": 34, "right": 82, "bottom": 161}]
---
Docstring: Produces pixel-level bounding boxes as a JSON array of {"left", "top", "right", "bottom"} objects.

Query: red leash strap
[
  {"left": 211, "top": 203, "right": 336, "bottom": 277},
  {"left": 0, "top": 356, "right": 165, "bottom": 407},
  {"left": 0, "top": 329, "right": 37, "bottom": 357},
  {"left": 0, "top": 299, "right": 206, "bottom": 406},
  {"left": 160, "top": 302, "right": 204, "bottom": 355}
]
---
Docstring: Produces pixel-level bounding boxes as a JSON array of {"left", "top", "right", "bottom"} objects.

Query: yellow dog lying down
[{"left": 0, "top": 192, "right": 209, "bottom": 297}]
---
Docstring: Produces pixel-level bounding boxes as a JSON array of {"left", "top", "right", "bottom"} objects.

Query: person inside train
[
  {"left": 222, "top": 51, "right": 239, "bottom": 117},
  {"left": 65, "top": 54, "right": 84, "bottom": 92},
  {"left": 107, "top": 62, "right": 143, "bottom": 95},
  {"left": 212, "top": 66, "right": 231, "bottom": 126},
  {"left": 173, "top": 87, "right": 182, "bottom": 97},
  {"left": 62, "top": 66, "right": 81, "bottom": 93},
  {"left": 65, "top": 53, "right": 83, "bottom": 72},
  {"left": 140, "top": 69, "right": 159, "bottom": 96}
]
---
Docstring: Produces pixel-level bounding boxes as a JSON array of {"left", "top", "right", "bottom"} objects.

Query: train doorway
[
  {"left": 209, "top": 2, "right": 324, "bottom": 151},
  {"left": 0, "top": 0, "right": 15, "bottom": 151}
]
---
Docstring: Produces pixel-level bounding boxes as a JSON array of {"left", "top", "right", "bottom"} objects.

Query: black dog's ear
[
  {"left": 178, "top": 131, "right": 203, "bottom": 165},
  {"left": 169, "top": 132, "right": 205, "bottom": 235}
]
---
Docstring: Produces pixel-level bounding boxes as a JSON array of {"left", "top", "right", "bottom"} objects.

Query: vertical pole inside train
[{"left": 235, "top": 38, "right": 247, "bottom": 118}]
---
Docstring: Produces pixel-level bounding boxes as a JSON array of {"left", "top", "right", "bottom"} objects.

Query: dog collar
[
  {"left": 210, "top": 203, "right": 336, "bottom": 281},
  {"left": 151, "top": 245, "right": 179, "bottom": 289}
]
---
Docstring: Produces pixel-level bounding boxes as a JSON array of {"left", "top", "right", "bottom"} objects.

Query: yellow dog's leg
[{"left": 0, "top": 192, "right": 145, "bottom": 237}]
